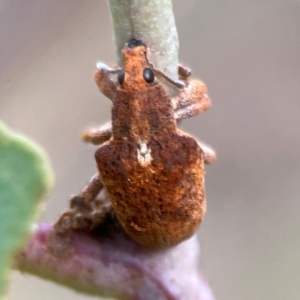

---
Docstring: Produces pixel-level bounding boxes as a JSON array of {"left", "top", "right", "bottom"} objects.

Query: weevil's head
[{"left": 118, "top": 39, "right": 157, "bottom": 91}]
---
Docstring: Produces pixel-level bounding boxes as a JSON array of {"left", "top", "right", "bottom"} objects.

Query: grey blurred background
[{"left": 1, "top": 1, "right": 300, "bottom": 299}]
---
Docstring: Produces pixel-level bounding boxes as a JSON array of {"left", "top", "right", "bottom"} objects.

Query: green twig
[{"left": 108, "top": 0, "right": 179, "bottom": 80}]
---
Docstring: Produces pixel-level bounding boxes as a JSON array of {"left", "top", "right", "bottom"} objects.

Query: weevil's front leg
[
  {"left": 196, "top": 139, "right": 217, "bottom": 165},
  {"left": 172, "top": 79, "right": 211, "bottom": 121},
  {"left": 82, "top": 121, "right": 112, "bottom": 145},
  {"left": 153, "top": 63, "right": 210, "bottom": 120},
  {"left": 54, "top": 174, "right": 113, "bottom": 233},
  {"left": 94, "top": 62, "right": 121, "bottom": 101},
  {"left": 82, "top": 62, "right": 120, "bottom": 145}
]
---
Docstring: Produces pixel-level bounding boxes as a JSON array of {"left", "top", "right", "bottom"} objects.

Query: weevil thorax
[{"left": 111, "top": 40, "right": 176, "bottom": 146}]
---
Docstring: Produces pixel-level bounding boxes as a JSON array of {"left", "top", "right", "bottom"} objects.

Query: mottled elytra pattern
[
  {"left": 54, "top": 39, "right": 215, "bottom": 247},
  {"left": 96, "top": 130, "right": 205, "bottom": 246}
]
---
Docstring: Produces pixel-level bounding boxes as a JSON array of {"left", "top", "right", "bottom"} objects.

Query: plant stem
[{"left": 108, "top": 0, "right": 179, "bottom": 80}]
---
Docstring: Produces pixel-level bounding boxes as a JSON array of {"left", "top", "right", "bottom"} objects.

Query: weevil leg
[
  {"left": 54, "top": 174, "right": 114, "bottom": 233},
  {"left": 95, "top": 62, "right": 121, "bottom": 100},
  {"left": 178, "top": 64, "right": 192, "bottom": 80},
  {"left": 82, "top": 121, "right": 112, "bottom": 145},
  {"left": 149, "top": 62, "right": 209, "bottom": 119},
  {"left": 172, "top": 79, "right": 211, "bottom": 121},
  {"left": 196, "top": 139, "right": 217, "bottom": 165},
  {"left": 79, "top": 173, "right": 103, "bottom": 203},
  {"left": 154, "top": 64, "right": 210, "bottom": 119},
  {"left": 85, "top": 63, "right": 118, "bottom": 145}
]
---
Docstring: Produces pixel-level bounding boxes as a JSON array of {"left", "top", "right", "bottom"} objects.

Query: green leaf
[{"left": 0, "top": 121, "right": 54, "bottom": 298}]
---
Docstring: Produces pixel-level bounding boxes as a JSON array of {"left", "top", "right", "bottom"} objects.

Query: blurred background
[{"left": 1, "top": 0, "right": 300, "bottom": 299}]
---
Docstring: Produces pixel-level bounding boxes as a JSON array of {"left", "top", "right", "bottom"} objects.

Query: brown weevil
[{"left": 54, "top": 39, "right": 216, "bottom": 247}]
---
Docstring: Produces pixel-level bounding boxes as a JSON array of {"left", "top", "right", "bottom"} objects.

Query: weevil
[{"left": 54, "top": 39, "right": 216, "bottom": 247}]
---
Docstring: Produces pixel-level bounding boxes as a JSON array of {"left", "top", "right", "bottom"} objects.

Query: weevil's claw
[
  {"left": 53, "top": 211, "right": 74, "bottom": 233},
  {"left": 178, "top": 65, "right": 192, "bottom": 79},
  {"left": 70, "top": 195, "right": 85, "bottom": 208}
]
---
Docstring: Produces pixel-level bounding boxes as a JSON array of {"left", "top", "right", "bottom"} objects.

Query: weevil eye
[
  {"left": 143, "top": 68, "right": 155, "bottom": 83},
  {"left": 118, "top": 71, "right": 125, "bottom": 85}
]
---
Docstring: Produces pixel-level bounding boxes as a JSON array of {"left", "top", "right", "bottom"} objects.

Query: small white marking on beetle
[{"left": 137, "top": 140, "right": 152, "bottom": 166}]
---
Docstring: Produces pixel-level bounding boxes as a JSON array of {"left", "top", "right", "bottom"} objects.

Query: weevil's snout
[{"left": 118, "top": 40, "right": 155, "bottom": 90}]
